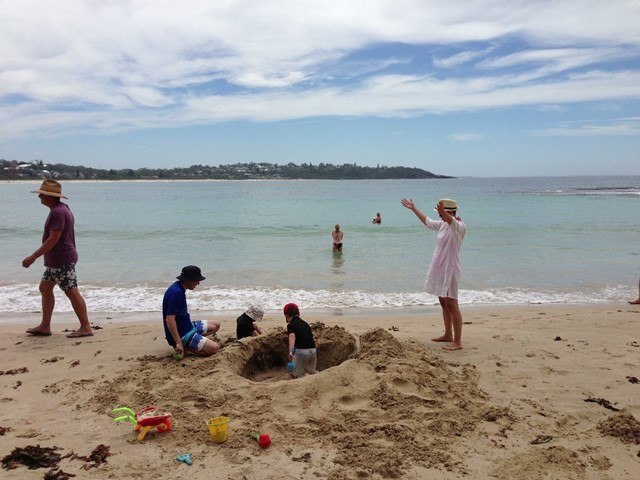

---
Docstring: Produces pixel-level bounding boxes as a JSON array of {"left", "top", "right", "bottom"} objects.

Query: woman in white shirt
[{"left": 401, "top": 197, "right": 467, "bottom": 351}]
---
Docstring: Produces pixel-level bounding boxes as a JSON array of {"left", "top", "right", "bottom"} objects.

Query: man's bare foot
[
  {"left": 65, "top": 329, "right": 94, "bottom": 338},
  {"left": 442, "top": 343, "right": 463, "bottom": 351},
  {"left": 431, "top": 335, "right": 453, "bottom": 342},
  {"left": 629, "top": 299, "right": 640, "bottom": 305},
  {"left": 26, "top": 327, "right": 52, "bottom": 336}
]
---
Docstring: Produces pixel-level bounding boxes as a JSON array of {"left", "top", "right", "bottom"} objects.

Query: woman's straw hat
[
  {"left": 438, "top": 198, "right": 458, "bottom": 211},
  {"left": 31, "top": 179, "right": 68, "bottom": 199}
]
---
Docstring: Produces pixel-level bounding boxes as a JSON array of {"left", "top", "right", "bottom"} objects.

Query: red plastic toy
[
  {"left": 250, "top": 432, "right": 271, "bottom": 448},
  {"left": 113, "top": 406, "right": 172, "bottom": 442}
]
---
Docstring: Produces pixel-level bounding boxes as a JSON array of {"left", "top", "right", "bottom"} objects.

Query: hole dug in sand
[
  {"left": 84, "top": 327, "right": 494, "bottom": 478},
  {"left": 233, "top": 323, "right": 357, "bottom": 381}
]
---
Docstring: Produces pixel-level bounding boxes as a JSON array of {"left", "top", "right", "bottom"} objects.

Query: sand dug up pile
[{"left": 88, "top": 326, "right": 490, "bottom": 479}]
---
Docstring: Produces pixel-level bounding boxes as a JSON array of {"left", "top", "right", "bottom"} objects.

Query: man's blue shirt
[{"left": 162, "top": 281, "right": 193, "bottom": 346}]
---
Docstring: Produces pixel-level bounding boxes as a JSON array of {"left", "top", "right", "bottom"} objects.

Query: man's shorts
[
  {"left": 292, "top": 348, "right": 317, "bottom": 378},
  {"left": 181, "top": 320, "right": 209, "bottom": 351},
  {"left": 42, "top": 263, "right": 78, "bottom": 291}
]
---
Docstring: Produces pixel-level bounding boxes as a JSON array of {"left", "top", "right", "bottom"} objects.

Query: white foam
[{"left": 0, "top": 283, "right": 634, "bottom": 319}]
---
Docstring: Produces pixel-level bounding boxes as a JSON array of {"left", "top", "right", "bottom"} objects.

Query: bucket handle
[{"left": 206, "top": 418, "right": 231, "bottom": 426}]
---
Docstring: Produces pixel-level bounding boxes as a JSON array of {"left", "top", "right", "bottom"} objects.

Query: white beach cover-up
[{"left": 423, "top": 217, "right": 466, "bottom": 299}]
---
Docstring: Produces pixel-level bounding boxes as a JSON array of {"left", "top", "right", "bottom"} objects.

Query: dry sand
[{"left": 0, "top": 304, "right": 639, "bottom": 479}]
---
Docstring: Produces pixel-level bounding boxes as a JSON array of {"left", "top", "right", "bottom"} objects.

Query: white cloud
[
  {"left": 139, "top": 70, "right": 640, "bottom": 121},
  {"left": 122, "top": 87, "right": 174, "bottom": 108},
  {"left": 2, "top": 69, "right": 640, "bottom": 141},
  {"left": 531, "top": 117, "right": 640, "bottom": 136},
  {"left": 1, "top": 0, "right": 639, "bottom": 140},
  {"left": 478, "top": 47, "right": 637, "bottom": 84},
  {"left": 233, "top": 71, "right": 308, "bottom": 88},
  {"left": 433, "top": 47, "right": 496, "bottom": 69}
]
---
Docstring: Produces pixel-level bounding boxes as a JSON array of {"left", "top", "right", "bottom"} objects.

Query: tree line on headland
[{"left": 1, "top": 159, "right": 453, "bottom": 180}]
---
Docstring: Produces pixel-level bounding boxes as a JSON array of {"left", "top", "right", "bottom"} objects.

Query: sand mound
[
  {"left": 492, "top": 445, "right": 588, "bottom": 480},
  {"left": 597, "top": 411, "right": 640, "bottom": 444},
  {"left": 87, "top": 326, "right": 489, "bottom": 478}
]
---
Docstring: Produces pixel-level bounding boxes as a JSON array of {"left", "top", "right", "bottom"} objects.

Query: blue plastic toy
[
  {"left": 177, "top": 453, "right": 192, "bottom": 466},
  {"left": 286, "top": 361, "right": 294, "bottom": 372}
]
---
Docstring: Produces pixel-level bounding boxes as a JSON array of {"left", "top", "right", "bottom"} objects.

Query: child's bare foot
[
  {"left": 431, "top": 335, "right": 453, "bottom": 342},
  {"left": 442, "top": 343, "right": 462, "bottom": 351},
  {"left": 629, "top": 299, "right": 640, "bottom": 305}
]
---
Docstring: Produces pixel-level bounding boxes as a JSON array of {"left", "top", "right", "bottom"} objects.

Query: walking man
[
  {"left": 22, "top": 180, "right": 93, "bottom": 338},
  {"left": 401, "top": 197, "right": 466, "bottom": 351}
]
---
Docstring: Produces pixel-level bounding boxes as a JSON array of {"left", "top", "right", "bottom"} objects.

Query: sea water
[{"left": 0, "top": 176, "right": 638, "bottom": 315}]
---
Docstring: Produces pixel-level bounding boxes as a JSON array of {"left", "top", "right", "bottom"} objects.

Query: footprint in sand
[
  {"left": 337, "top": 394, "right": 369, "bottom": 410},
  {"left": 391, "top": 377, "right": 420, "bottom": 394}
]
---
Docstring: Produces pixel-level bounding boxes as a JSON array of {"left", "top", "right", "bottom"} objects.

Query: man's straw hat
[{"left": 31, "top": 179, "right": 68, "bottom": 199}]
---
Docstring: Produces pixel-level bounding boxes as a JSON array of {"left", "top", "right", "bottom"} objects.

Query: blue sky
[{"left": 1, "top": 0, "right": 639, "bottom": 177}]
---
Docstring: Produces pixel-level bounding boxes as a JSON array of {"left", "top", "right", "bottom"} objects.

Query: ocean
[{"left": 1, "top": 176, "right": 639, "bottom": 316}]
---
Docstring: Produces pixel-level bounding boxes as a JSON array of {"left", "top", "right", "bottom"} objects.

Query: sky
[{"left": 1, "top": 0, "right": 639, "bottom": 177}]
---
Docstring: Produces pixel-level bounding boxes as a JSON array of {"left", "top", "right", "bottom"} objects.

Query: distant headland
[{"left": 1, "top": 159, "right": 453, "bottom": 181}]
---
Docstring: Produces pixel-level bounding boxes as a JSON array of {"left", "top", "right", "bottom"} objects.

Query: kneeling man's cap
[{"left": 177, "top": 265, "right": 206, "bottom": 282}]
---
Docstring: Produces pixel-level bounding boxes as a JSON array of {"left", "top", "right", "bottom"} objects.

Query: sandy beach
[{"left": 1, "top": 304, "right": 639, "bottom": 479}]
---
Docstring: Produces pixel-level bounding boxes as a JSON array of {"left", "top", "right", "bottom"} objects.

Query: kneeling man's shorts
[{"left": 181, "top": 320, "right": 209, "bottom": 351}]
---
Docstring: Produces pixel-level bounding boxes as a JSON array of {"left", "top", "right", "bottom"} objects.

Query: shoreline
[
  {"left": 4, "top": 174, "right": 640, "bottom": 184},
  {"left": 1, "top": 279, "right": 636, "bottom": 318},
  {"left": 2, "top": 177, "right": 455, "bottom": 184},
  {"left": 0, "top": 301, "right": 633, "bottom": 325}
]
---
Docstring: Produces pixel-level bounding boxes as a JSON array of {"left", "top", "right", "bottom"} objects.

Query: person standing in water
[
  {"left": 401, "top": 197, "right": 467, "bottom": 351},
  {"left": 332, "top": 224, "right": 344, "bottom": 252}
]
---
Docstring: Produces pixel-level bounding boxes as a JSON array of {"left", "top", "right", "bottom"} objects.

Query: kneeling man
[{"left": 163, "top": 265, "right": 220, "bottom": 357}]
